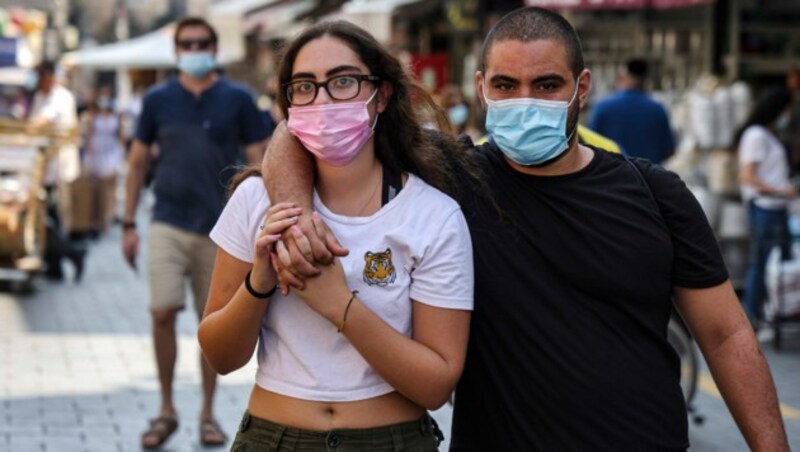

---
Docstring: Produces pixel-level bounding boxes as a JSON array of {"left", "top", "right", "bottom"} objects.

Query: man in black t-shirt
[{"left": 261, "top": 8, "right": 788, "bottom": 451}]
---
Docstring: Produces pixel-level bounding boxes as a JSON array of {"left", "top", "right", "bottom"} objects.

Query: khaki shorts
[{"left": 148, "top": 221, "right": 216, "bottom": 316}]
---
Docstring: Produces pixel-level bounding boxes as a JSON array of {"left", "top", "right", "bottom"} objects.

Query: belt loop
[
  {"left": 273, "top": 423, "right": 288, "bottom": 451},
  {"left": 391, "top": 424, "right": 405, "bottom": 452}
]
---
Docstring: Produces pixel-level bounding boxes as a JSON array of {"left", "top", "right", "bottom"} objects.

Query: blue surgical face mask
[
  {"left": 25, "top": 72, "right": 39, "bottom": 91},
  {"left": 776, "top": 111, "right": 791, "bottom": 130},
  {"left": 177, "top": 52, "right": 215, "bottom": 78},
  {"left": 483, "top": 80, "right": 579, "bottom": 166},
  {"left": 448, "top": 104, "right": 469, "bottom": 127},
  {"left": 97, "top": 96, "right": 112, "bottom": 110}
]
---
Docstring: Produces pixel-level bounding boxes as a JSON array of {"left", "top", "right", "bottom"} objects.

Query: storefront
[{"left": 725, "top": 0, "right": 800, "bottom": 86}]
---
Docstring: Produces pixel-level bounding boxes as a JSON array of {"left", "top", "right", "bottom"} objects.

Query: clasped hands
[{"left": 255, "top": 203, "right": 351, "bottom": 321}]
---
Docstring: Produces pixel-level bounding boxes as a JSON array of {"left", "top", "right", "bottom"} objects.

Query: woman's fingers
[
  {"left": 266, "top": 202, "right": 299, "bottom": 216},
  {"left": 275, "top": 239, "right": 318, "bottom": 277},
  {"left": 271, "top": 250, "right": 305, "bottom": 295},
  {"left": 261, "top": 206, "right": 302, "bottom": 235},
  {"left": 255, "top": 234, "right": 281, "bottom": 258},
  {"left": 262, "top": 216, "right": 299, "bottom": 236},
  {"left": 285, "top": 228, "right": 320, "bottom": 277}
]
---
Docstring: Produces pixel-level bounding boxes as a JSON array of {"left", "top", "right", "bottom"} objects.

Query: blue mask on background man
[
  {"left": 448, "top": 104, "right": 469, "bottom": 127},
  {"left": 484, "top": 81, "right": 579, "bottom": 166},
  {"left": 177, "top": 52, "right": 215, "bottom": 78},
  {"left": 25, "top": 72, "right": 39, "bottom": 91}
]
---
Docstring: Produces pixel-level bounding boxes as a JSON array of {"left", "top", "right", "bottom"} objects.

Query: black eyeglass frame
[
  {"left": 283, "top": 74, "right": 381, "bottom": 106},
  {"left": 176, "top": 38, "right": 214, "bottom": 51}
]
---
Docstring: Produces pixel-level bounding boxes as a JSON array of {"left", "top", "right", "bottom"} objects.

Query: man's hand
[
  {"left": 272, "top": 213, "right": 348, "bottom": 295},
  {"left": 122, "top": 229, "right": 139, "bottom": 271},
  {"left": 780, "top": 186, "right": 798, "bottom": 199},
  {"left": 292, "top": 212, "right": 349, "bottom": 264}
]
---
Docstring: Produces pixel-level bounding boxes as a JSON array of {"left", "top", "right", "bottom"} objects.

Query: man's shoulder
[
  {"left": 591, "top": 93, "right": 626, "bottom": 118},
  {"left": 143, "top": 79, "right": 178, "bottom": 101},
  {"left": 53, "top": 85, "right": 75, "bottom": 101},
  {"left": 407, "top": 173, "right": 463, "bottom": 212},
  {"left": 215, "top": 78, "right": 256, "bottom": 99},
  {"left": 742, "top": 124, "right": 770, "bottom": 141}
]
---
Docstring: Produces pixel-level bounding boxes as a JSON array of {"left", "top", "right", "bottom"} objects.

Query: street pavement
[{"left": 1, "top": 216, "right": 799, "bottom": 451}]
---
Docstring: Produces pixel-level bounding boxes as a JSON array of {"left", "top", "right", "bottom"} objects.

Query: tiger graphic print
[{"left": 363, "top": 248, "right": 397, "bottom": 287}]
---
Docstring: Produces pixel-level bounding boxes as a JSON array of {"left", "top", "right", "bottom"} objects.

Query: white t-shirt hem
[{"left": 255, "top": 376, "right": 395, "bottom": 402}]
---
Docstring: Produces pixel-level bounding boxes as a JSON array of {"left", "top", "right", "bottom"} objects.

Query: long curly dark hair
[{"left": 274, "top": 20, "right": 483, "bottom": 201}]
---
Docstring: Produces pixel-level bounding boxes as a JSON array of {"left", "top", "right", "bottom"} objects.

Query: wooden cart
[{"left": 0, "top": 119, "right": 77, "bottom": 290}]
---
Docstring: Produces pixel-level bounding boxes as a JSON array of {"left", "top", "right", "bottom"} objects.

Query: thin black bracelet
[{"left": 244, "top": 270, "right": 277, "bottom": 299}]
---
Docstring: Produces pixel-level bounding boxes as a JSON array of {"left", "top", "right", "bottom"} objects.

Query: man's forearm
[
  {"left": 261, "top": 122, "right": 314, "bottom": 208},
  {"left": 704, "top": 330, "right": 788, "bottom": 450},
  {"left": 124, "top": 140, "right": 149, "bottom": 222},
  {"left": 676, "top": 284, "right": 789, "bottom": 450}
]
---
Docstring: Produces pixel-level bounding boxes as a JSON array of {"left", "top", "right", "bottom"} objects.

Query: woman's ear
[{"left": 376, "top": 81, "right": 394, "bottom": 114}]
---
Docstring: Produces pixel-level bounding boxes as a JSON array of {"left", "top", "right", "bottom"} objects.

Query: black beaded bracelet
[{"left": 244, "top": 270, "right": 277, "bottom": 299}]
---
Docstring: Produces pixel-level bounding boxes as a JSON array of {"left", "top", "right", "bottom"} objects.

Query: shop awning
[
  {"left": 322, "top": 0, "right": 429, "bottom": 43},
  {"left": 244, "top": 0, "right": 317, "bottom": 38},
  {"left": 61, "top": 25, "right": 182, "bottom": 69},
  {"left": 60, "top": 0, "right": 278, "bottom": 69},
  {"left": 525, "top": 0, "right": 715, "bottom": 9}
]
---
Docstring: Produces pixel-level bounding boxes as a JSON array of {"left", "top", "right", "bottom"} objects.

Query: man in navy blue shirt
[
  {"left": 588, "top": 58, "right": 675, "bottom": 164},
  {"left": 121, "top": 17, "right": 267, "bottom": 449}
]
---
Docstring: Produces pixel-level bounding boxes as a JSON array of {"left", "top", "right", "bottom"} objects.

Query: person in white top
[
  {"left": 737, "top": 87, "right": 795, "bottom": 324},
  {"left": 28, "top": 62, "right": 85, "bottom": 281},
  {"left": 29, "top": 63, "right": 80, "bottom": 186},
  {"left": 198, "top": 21, "right": 479, "bottom": 450},
  {"left": 81, "top": 86, "right": 124, "bottom": 234}
]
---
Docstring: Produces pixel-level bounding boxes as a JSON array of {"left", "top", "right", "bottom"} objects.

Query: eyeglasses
[
  {"left": 284, "top": 74, "right": 381, "bottom": 106},
  {"left": 176, "top": 38, "right": 213, "bottom": 51}
]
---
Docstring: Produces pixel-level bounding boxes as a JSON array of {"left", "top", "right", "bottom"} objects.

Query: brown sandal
[
  {"left": 200, "top": 418, "right": 227, "bottom": 447},
  {"left": 141, "top": 416, "right": 179, "bottom": 449}
]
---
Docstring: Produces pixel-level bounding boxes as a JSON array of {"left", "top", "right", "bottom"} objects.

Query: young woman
[
  {"left": 81, "top": 86, "right": 124, "bottom": 235},
  {"left": 736, "top": 87, "right": 795, "bottom": 324},
  {"left": 198, "top": 21, "right": 474, "bottom": 450}
]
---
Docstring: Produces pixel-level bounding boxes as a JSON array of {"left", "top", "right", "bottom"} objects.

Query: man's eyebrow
[
  {"left": 531, "top": 74, "right": 567, "bottom": 84},
  {"left": 488, "top": 75, "right": 519, "bottom": 85}
]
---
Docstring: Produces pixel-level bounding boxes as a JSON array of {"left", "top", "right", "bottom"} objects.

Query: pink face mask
[{"left": 287, "top": 90, "right": 379, "bottom": 167}]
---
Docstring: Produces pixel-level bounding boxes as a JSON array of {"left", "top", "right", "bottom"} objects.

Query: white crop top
[{"left": 210, "top": 174, "right": 474, "bottom": 402}]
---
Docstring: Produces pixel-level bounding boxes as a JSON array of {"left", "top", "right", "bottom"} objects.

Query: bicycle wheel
[{"left": 667, "top": 317, "right": 699, "bottom": 405}]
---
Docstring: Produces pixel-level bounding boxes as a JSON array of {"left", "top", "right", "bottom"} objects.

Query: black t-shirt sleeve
[{"left": 640, "top": 161, "right": 729, "bottom": 288}]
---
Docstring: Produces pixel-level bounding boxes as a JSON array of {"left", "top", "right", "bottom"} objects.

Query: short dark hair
[
  {"left": 480, "top": 7, "right": 584, "bottom": 79},
  {"left": 174, "top": 17, "right": 218, "bottom": 45},
  {"left": 36, "top": 61, "right": 56, "bottom": 77},
  {"left": 626, "top": 58, "right": 648, "bottom": 79}
]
